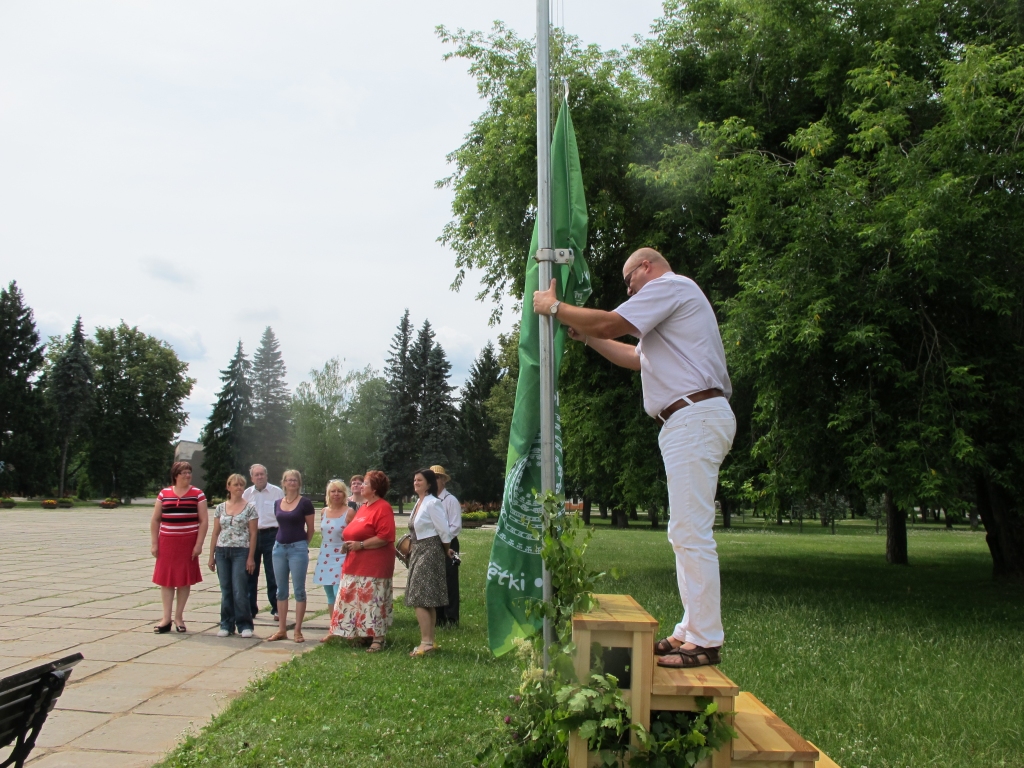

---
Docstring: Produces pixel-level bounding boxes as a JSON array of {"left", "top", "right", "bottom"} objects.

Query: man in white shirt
[
  {"left": 243, "top": 464, "right": 284, "bottom": 619},
  {"left": 431, "top": 465, "right": 462, "bottom": 627},
  {"left": 533, "top": 247, "right": 736, "bottom": 668}
]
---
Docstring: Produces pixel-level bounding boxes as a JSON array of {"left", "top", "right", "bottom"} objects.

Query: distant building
[{"left": 173, "top": 441, "right": 206, "bottom": 491}]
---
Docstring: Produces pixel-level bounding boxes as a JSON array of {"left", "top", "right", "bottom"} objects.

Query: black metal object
[{"left": 0, "top": 654, "right": 82, "bottom": 768}]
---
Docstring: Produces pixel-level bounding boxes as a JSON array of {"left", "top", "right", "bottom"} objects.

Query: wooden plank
[
  {"left": 573, "top": 594, "right": 658, "bottom": 632},
  {"left": 573, "top": 628, "right": 592, "bottom": 684},
  {"left": 806, "top": 742, "right": 842, "bottom": 768},
  {"left": 568, "top": 732, "right": 589, "bottom": 768},
  {"left": 732, "top": 692, "right": 819, "bottom": 763},
  {"left": 730, "top": 762, "right": 814, "bottom": 768},
  {"left": 631, "top": 629, "right": 653, "bottom": 738},
  {"left": 588, "top": 630, "right": 636, "bottom": 648},
  {"left": 650, "top": 694, "right": 734, "bottom": 714},
  {"left": 652, "top": 663, "right": 740, "bottom": 697}
]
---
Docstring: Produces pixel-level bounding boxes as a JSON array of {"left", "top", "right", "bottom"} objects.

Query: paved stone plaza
[{"left": 0, "top": 507, "right": 407, "bottom": 766}]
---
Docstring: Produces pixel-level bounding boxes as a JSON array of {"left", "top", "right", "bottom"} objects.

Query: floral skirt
[
  {"left": 329, "top": 574, "right": 393, "bottom": 638},
  {"left": 405, "top": 535, "right": 448, "bottom": 609}
]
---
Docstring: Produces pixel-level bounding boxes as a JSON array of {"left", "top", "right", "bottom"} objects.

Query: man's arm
[{"left": 533, "top": 279, "right": 641, "bottom": 371}]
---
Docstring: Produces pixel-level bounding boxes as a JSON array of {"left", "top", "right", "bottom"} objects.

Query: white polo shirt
[
  {"left": 615, "top": 272, "right": 732, "bottom": 418},
  {"left": 438, "top": 489, "right": 462, "bottom": 537},
  {"left": 242, "top": 483, "right": 284, "bottom": 530}
]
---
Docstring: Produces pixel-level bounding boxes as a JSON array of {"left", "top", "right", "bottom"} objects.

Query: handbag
[{"left": 395, "top": 534, "right": 412, "bottom": 567}]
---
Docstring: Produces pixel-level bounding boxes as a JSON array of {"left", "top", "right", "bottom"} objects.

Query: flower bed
[
  {"left": 0, "top": 498, "right": 14, "bottom": 509},
  {"left": 40, "top": 499, "right": 58, "bottom": 509}
]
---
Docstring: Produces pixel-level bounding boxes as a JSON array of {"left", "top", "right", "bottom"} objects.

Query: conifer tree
[
  {"left": 47, "top": 317, "right": 94, "bottom": 498},
  {"left": 378, "top": 311, "right": 418, "bottom": 506},
  {"left": 457, "top": 342, "right": 504, "bottom": 503},
  {"left": 251, "top": 327, "right": 291, "bottom": 484},
  {"left": 202, "top": 341, "right": 254, "bottom": 497},
  {"left": 417, "top": 338, "right": 457, "bottom": 472},
  {"left": 0, "top": 281, "right": 52, "bottom": 495}
]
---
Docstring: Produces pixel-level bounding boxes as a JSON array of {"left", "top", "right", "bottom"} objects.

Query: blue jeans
[
  {"left": 272, "top": 540, "right": 309, "bottom": 602},
  {"left": 215, "top": 546, "right": 253, "bottom": 633},
  {"left": 248, "top": 527, "right": 279, "bottom": 616}
]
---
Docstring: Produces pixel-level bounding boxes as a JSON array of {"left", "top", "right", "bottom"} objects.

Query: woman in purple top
[{"left": 268, "top": 469, "right": 315, "bottom": 643}]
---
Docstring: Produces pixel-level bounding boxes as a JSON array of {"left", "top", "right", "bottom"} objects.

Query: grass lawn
[{"left": 158, "top": 522, "right": 1023, "bottom": 768}]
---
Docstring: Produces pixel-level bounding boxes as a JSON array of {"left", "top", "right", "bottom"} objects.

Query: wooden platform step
[
  {"left": 650, "top": 663, "right": 738, "bottom": 712},
  {"left": 732, "top": 692, "right": 819, "bottom": 767}
]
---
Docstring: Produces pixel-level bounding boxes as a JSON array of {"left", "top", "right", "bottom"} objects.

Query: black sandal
[
  {"left": 656, "top": 645, "right": 721, "bottom": 668},
  {"left": 366, "top": 638, "right": 385, "bottom": 653},
  {"left": 154, "top": 622, "right": 172, "bottom": 634},
  {"left": 654, "top": 637, "right": 681, "bottom": 655},
  {"left": 175, "top": 623, "right": 187, "bottom": 633}
]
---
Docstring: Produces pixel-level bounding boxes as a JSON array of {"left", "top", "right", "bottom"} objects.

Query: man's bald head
[
  {"left": 623, "top": 248, "right": 672, "bottom": 296},
  {"left": 625, "top": 248, "right": 670, "bottom": 271}
]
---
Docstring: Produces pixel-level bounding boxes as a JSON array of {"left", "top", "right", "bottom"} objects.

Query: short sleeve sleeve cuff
[{"left": 615, "top": 278, "right": 678, "bottom": 337}]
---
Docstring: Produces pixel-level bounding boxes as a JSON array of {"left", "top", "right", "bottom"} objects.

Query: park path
[{"left": 0, "top": 507, "right": 408, "bottom": 767}]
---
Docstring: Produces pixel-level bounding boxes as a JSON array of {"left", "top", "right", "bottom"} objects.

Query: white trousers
[{"left": 658, "top": 398, "right": 736, "bottom": 648}]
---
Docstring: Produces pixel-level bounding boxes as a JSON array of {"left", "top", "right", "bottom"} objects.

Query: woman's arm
[
  {"left": 246, "top": 518, "right": 258, "bottom": 574},
  {"left": 150, "top": 499, "right": 162, "bottom": 557},
  {"left": 193, "top": 500, "right": 209, "bottom": 558},
  {"left": 343, "top": 536, "right": 388, "bottom": 553},
  {"left": 427, "top": 498, "right": 453, "bottom": 545},
  {"left": 208, "top": 516, "right": 221, "bottom": 570},
  {"left": 305, "top": 514, "right": 315, "bottom": 544}
]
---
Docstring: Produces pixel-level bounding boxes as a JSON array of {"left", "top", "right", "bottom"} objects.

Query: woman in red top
[
  {"left": 328, "top": 470, "right": 395, "bottom": 652},
  {"left": 151, "top": 461, "right": 209, "bottom": 633}
]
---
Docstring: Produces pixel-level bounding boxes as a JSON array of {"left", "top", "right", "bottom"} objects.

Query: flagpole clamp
[{"left": 535, "top": 248, "right": 574, "bottom": 265}]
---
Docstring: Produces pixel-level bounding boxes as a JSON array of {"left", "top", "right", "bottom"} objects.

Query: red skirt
[{"left": 153, "top": 532, "right": 203, "bottom": 587}]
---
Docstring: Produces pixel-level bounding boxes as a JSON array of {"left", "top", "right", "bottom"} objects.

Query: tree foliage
[
  {"left": 441, "top": 0, "right": 1024, "bottom": 576},
  {"left": 251, "top": 326, "right": 291, "bottom": 483},
  {"left": 47, "top": 317, "right": 93, "bottom": 498},
  {"left": 0, "top": 281, "right": 52, "bottom": 495},
  {"left": 291, "top": 359, "right": 386, "bottom": 493},
  {"left": 88, "top": 323, "right": 193, "bottom": 500},
  {"left": 202, "top": 340, "right": 254, "bottom": 497}
]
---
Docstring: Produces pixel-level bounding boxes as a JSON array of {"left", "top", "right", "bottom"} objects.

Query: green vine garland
[{"left": 477, "top": 492, "right": 735, "bottom": 767}]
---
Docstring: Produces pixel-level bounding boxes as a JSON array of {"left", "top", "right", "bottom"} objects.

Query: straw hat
[{"left": 430, "top": 465, "right": 450, "bottom": 481}]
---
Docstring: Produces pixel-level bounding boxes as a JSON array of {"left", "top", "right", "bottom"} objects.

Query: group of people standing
[{"left": 149, "top": 461, "right": 462, "bottom": 656}]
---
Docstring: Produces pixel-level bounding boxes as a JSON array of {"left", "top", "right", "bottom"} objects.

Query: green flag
[{"left": 486, "top": 98, "right": 590, "bottom": 656}]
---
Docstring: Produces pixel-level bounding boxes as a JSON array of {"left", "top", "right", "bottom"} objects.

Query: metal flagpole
[{"left": 534, "top": 0, "right": 556, "bottom": 670}]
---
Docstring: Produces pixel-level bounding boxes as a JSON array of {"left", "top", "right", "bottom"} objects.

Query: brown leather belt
[{"left": 657, "top": 388, "right": 725, "bottom": 423}]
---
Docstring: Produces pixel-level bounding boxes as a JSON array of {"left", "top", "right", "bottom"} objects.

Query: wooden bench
[
  {"left": 0, "top": 654, "right": 82, "bottom": 768},
  {"left": 732, "top": 692, "right": 819, "bottom": 767}
]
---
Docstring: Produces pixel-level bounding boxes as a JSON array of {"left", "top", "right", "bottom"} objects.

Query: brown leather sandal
[
  {"left": 656, "top": 645, "right": 721, "bottom": 668},
  {"left": 266, "top": 630, "right": 288, "bottom": 642},
  {"left": 654, "top": 637, "right": 682, "bottom": 655}
]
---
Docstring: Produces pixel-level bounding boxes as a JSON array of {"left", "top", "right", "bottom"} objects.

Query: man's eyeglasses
[{"left": 623, "top": 262, "right": 645, "bottom": 291}]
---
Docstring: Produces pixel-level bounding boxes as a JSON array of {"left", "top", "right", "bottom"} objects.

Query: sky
[{"left": 0, "top": 0, "right": 665, "bottom": 441}]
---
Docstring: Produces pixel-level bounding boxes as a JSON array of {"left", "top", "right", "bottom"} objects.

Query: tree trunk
[
  {"left": 613, "top": 509, "right": 628, "bottom": 528},
  {"left": 777, "top": 507, "right": 784, "bottom": 526},
  {"left": 885, "top": 491, "right": 908, "bottom": 565},
  {"left": 945, "top": 508, "right": 954, "bottom": 530},
  {"left": 599, "top": 501, "right": 608, "bottom": 519},
  {"left": 648, "top": 505, "right": 659, "bottom": 528},
  {"left": 974, "top": 475, "right": 1024, "bottom": 580},
  {"left": 629, "top": 508, "right": 638, "bottom": 521},
  {"left": 58, "top": 438, "right": 70, "bottom": 499},
  {"left": 581, "top": 497, "right": 592, "bottom": 525},
  {"left": 721, "top": 497, "right": 732, "bottom": 529}
]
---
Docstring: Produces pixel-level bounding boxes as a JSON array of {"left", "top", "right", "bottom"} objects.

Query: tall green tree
[
  {"left": 88, "top": 323, "right": 194, "bottom": 500},
  {"left": 47, "top": 317, "right": 93, "bottom": 498},
  {"left": 251, "top": 326, "right": 291, "bottom": 484},
  {"left": 457, "top": 342, "right": 504, "bottom": 504},
  {"left": 291, "top": 359, "right": 384, "bottom": 493},
  {"left": 201, "top": 341, "right": 254, "bottom": 498},
  {"left": 416, "top": 334, "right": 458, "bottom": 472},
  {"left": 0, "top": 281, "right": 52, "bottom": 495},
  {"left": 379, "top": 311, "right": 418, "bottom": 506}
]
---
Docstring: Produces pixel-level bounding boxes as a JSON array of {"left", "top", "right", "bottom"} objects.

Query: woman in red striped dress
[{"left": 151, "top": 461, "right": 209, "bottom": 633}]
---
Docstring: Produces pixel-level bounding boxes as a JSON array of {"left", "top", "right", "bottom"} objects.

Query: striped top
[{"left": 158, "top": 486, "right": 206, "bottom": 536}]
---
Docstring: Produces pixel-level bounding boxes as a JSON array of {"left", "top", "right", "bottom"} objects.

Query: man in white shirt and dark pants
[
  {"left": 533, "top": 247, "right": 735, "bottom": 668},
  {"left": 431, "top": 465, "right": 462, "bottom": 627},
  {"left": 243, "top": 464, "right": 285, "bottom": 619}
]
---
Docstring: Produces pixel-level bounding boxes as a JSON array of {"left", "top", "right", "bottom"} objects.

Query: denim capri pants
[{"left": 272, "top": 540, "right": 309, "bottom": 602}]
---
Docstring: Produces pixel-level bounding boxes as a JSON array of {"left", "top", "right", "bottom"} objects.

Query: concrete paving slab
[
  {"left": 26, "top": 749, "right": 156, "bottom": 767},
  {"left": 33, "top": 710, "right": 113, "bottom": 748},
  {"left": 134, "top": 688, "right": 231, "bottom": 719},
  {"left": 63, "top": 643, "right": 158, "bottom": 662},
  {"left": 0, "top": 638, "right": 89, "bottom": 658},
  {"left": 130, "top": 643, "right": 235, "bottom": 667},
  {"left": 97, "top": 663, "right": 205, "bottom": 689},
  {"left": 56, "top": 681, "right": 163, "bottom": 713},
  {"left": 70, "top": 713, "right": 199, "bottom": 753},
  {"left": 0, "top": 626, "right": 46, "bottom": 641},
  {"left": 179, "top": 666, "right": 259, "bottom": 693},
  {"left": 64, "top": 618, "right": 151, "bottom": 632}
]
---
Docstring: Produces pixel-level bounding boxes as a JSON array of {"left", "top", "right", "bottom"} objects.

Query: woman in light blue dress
[{"left": 313, "top": 480, "right": 353, "bottom": 616}]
